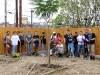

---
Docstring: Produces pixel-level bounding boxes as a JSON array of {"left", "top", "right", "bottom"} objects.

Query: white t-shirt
[
  {"left": 51, "top": 35, "right": 56, "bottom": 40},
  {"left": 77, "top": 35, "right": 85, "bottom": 45},
  {"left": 11, "top": 35, "right": 20, "bottom": 45},
  {"left": 56, "top": 44, "right": 64, "bottom": 52}
]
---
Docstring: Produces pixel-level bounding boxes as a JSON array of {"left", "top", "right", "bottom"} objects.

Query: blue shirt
[
  {"left": 26, "top": 34, "right": 32, "bottom": 41},
  {"left": 84, "top": 34, "right": 88, "bottom": 44},
  {"left": 19, "top": 34, "right": 24, "bottom": 41}
]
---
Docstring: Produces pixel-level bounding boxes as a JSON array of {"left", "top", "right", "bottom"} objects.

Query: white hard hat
[{"left": 53, "top": 32, "right": 56, "bottom": 33}]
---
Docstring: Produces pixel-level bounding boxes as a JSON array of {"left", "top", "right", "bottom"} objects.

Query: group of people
[
  {"left": 4, "top": 29, "right": 46, "bottom": 57},
  {"left": 64, "top": 29, "right": 96, "bottom": 60},
  {"left": 3, "top": 28, "right": 96, "bottom": 60},
  {"left": 50, "top": 29, "right": 96, "bottom": 60}
]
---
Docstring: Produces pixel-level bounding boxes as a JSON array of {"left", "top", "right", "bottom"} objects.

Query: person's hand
[
  {"left": 28, "top": 41, "right": 30, "bottom": 43},
  {"left": 10, "top": 43, "right": 12, "bottom": 46},
  {"left": 56, "top": 46, "right": 58, "bottom": 48},
  {"left": 79, "top": 41, "right": 83, "bottom": 43},
  {"left": 44, "top": 37, "right": 46, "bottom": 39},
  {"left": 86, "top": 39, "right": 88, "bottom": 41},
  {"left": 88, "top": 49, "right": 90, "bottom": 52},
  {"left": 64, "top": 42, "right": 66, "bottom": 44},
  {"left": 36, "top": 38, "right": 38, "bottom": 40},
  {"left": 82, "top": 40, "right": 84, "bottom": 42},
  {"left": 91, "top": 39, "right": 93, "bottom": 41}
]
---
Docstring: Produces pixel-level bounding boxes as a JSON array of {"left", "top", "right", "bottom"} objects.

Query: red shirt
[{"left": 56, "top": 37, "right": 62, "bottom": 44}]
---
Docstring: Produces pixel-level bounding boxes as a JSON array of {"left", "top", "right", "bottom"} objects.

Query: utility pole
[
  {"left": 15, "top": 0, "right": 18, "bottom": 27},
  {"left": 19, "top": 0, "right": 22, "bottom": 27},
  {"left": 4, "top": 0, "right": 7, "bottom": 27},
  {"left": 31, "top": 10, "right": 33, "bottom": 28}
]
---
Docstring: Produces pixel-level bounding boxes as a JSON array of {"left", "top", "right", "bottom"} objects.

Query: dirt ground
[{"left": 0, "top": 55, "right": 100, "bottom": 75}]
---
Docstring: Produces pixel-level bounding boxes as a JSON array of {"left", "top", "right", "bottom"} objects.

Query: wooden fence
[{"left": 0, "top": 27, "right": 100, "bottom": 55}]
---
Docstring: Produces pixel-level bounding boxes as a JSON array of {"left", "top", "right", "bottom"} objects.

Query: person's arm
[
  {"left": 91, "top": 33, "right": 96, "bottom": 41},
  {"left": 85, "top": 35, "right": 88, "bottom": 41},
  {"left": 18, "top": 35, "right": 21, "bottom": 43},
  {"left": 40, "top": 36, "right": 42, "bottom": 40},
  {"left": 35, "top": 35, "right": 39, "bottom": 41},
  {"left": 37, "top": 35, "right": 39, "bottom": 41},
  {"left": 64, "top": 35, "right": 66, "bottom": 44},
  {"left": 11, "top": 36, "right": 13, "bottom": 45},
  {"left": 72, "top": 37, "right": 74, "bottom": 43},
  {"left": 91, "top": 38, "right": 95, "bottom": 40},
  {"left": 50, "top": 36, "right": 52, "bottom": 39},
  {"left": 23, "top": 34, "right": 24, "bottom": 40},
  {"left": 82, "top": 36, "right": 85, "bottom": 41},
  {"left": 60, "top": 37, "right": 62, "bottom": 43},
  {"left": 55, "top": 37, "right": 57, "bottom": 41},
  {"left": 77, "top": 36, "right": 79, "bottom": 42},
  {"left": 56, "top": 45, "right": 60, "bottom": 50},
  {"left": 56, "top": 37, "right": 59, "bottom": 44},
  {"left": 32, "top": 36, "right": 35, "bottom": 42},
  {"left": 30, "top": 35, "right": 33, "bottom": 42},
  {"left": 25, "top": 35, "right": 28, "bottom": 42},
  {"left": 56, "top": 45, "right": 58, "bottom": 48},
  {"left": 4, "top": 34, "right": 6, "bottom": 40}
]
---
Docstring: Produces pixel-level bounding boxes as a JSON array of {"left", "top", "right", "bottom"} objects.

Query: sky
[{"left": 0, "top": 0, "right": 47, "bottom": 24}]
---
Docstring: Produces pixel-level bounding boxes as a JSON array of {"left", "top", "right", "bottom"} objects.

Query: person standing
[
  {"left": 25, "top": 29, "right": 33, "bottom": 56},
  {"left": 51, "top": 32, "right": 57, "bottom": 41},
  {"left": 11, "top": 31, "right": 21, "bottom": 55},
  {"left": 77, "top": 31, "right": 85, "bottom": 58},
  {"left": 18, "top": 30, "right": 24, "bottom": 55},
  {"left": 87, "top": 29, "right": 96, "bottom": 60},
  {"left": 50, "top": 32, "right": 57, "bottom": 53},
  {"left": 40, "top": 32, "right": 46, "bottom": 57},
  {"left": 73, "top": 32, "right": 78, "bottom": 57},
  {"left": 33, "top": 31, "right": 39, "bottom": 56},
  {"left": 4, "top": 31, "right": 11, "bottom": 56},
  {"left": 50, "top": 39, "right": 55, "bottom": 56},
  {"left": 64, "top": 30, "right": 70, "bottom": 57},
  {"left": 56, "top": 33, "right": 62, "bottom": 45},
  {"left": 68, "top": 34, "right": 74, "bottom": 58},
  {"left": 84, "top": 29, "right": 89, "bottom": 58}
]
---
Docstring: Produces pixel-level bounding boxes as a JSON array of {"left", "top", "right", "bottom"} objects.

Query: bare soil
[{"left": 0, "top": 55, "right": 100, "bottom": 75}]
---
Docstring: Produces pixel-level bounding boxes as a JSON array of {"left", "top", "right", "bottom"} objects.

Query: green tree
[
  {"left": 29, "top": 0, "right": 59, "bottom": 66},
  {"left": 53, "top": 0, "right": 100, "bottom": 27}
]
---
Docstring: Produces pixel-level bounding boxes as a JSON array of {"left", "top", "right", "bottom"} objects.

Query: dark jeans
[
  {"left": 74, "top": 44, "right": 78, "bottom": 57},
  {"left": 77, "top": 44, "right": 85, "bottom": 57},
  {"left": 84, "top": 43, "right": 88, "bottom": 57},
  {"left": 65, "top": 44, "right": 68, "bottom": 54}
]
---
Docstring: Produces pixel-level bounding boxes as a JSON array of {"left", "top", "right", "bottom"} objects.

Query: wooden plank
[
  {"left": 27, "top": 63, "right": 37, "bottom": 75},
  {"left": 0, "top": 27, "right": 4, "bottom": 55},
  {"left": 0, "top": 27, "right": 100, "bottom": 55}
]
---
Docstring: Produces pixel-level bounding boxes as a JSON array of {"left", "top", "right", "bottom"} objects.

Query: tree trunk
[{"left": 47, "top": 22, "right": 50, "bottom": 67}]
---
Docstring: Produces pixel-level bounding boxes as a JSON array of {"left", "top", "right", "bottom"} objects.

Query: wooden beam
[
  {"left": 27, "top": 63, "right": 37, "bottom": 75},
  {"left": 15, "top": 0, "right": 18, "bottom": 27},
  {"left": 19, "top": 0, "right": 22, "bottom": 27}
]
